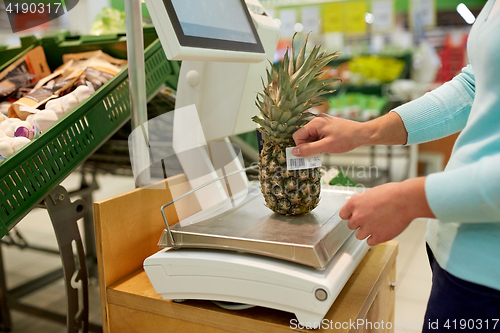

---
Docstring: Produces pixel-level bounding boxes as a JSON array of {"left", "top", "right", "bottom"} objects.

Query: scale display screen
[
  {"left": 172, "top": 0, "right": 257, "bottom": 43},
  {"left": 162, "top": 0, "right": 264, "bottom": 53}
]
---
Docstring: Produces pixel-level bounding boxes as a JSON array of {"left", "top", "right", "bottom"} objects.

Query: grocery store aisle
[{"left": 1, "top": 172, "right": 432, "bottom": 332}]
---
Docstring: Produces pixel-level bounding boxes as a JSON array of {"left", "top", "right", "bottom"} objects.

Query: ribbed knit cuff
[
  {"left": 392, "top": 95, "right": 441, "bottom": 145},
  {"left": 391, "top": 68, "right": 475, "bottom": 145}
]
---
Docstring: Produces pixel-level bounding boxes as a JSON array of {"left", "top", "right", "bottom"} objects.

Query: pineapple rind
[
  {"left": 258, "top": 142, "right": 321, "bottom": 216},
  {"left": 253, "top": 35, "right": 339, "bottom": 216}
]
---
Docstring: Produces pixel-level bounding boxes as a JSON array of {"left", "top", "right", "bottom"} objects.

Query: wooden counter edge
[
  {"left": 351, "top": 240, "right": 398, "bottom": 323},
  {"left": 105, "top": 241, "right": 398, "bottom": 333}
]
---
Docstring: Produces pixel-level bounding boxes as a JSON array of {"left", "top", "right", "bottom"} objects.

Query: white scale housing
[{"left": 145, "top": 233, "right": 368, "bottom": 329}]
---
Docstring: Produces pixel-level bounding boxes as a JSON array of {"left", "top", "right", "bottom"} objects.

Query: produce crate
[
  {"left": 0, "top": 35, "right": 39, "bottom": 72},
  {"left": 40, "top": 25, "right": 158, "bottom": 70},
  {"left": 0, "top": 30, "right": 174, "bottom": 237}
]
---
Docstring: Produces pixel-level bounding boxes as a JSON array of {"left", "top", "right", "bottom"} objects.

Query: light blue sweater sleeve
[
  {"left": 392, "top": 65, "right": 475, "bottom": 145},
  {"left": 390, "top": 65, "right": 500, "bottom": 223},
  {"left": 425, "top": 154, "right": 500, "bottom": 223}
]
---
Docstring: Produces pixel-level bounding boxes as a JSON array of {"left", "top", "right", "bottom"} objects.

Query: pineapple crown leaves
[{"left": 253, "top": 33, "right": 340, "bottom": 143}]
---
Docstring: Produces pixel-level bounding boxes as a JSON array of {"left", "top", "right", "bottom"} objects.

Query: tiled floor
[
  {"left": 1, "top": 172, "right": 432, "bottom": 332},
  {"left": 394, "top": 218, "right": 433, "bottom": 333}
]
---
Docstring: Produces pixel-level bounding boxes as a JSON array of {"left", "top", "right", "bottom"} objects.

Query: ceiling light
[
  {"left": 365, "top": 13, "right": 374, "bottom": 24},
  {"left": 457, "top": 3, "right": 476, "bottom": 24}
]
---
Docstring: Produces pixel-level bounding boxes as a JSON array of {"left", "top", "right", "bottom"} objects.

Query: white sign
[
  {"left": 280, "top": 9, "right": 297, "bottom": 37},
  {"left": 410, "top": 0, "right": 436, "bottom": 28},
  {"left": 371, "top": 0, "right": 394, "bottom": 32},
  {"left": 302, "top": 6, "right": 320, "bottom": 34}
]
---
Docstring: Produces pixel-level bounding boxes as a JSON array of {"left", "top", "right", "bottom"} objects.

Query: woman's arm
[
  {"left": 340, "top": 152, "right": 500, "bottom": 247},
  {"left": 426, "top": 153, "right": 500, "bottom": 223},
  {"left": 339, "top": 177, "right": 435, "bottom": 246},
  {"left": 393, "top": 65, "right": 475, "bottom": 145},
  {"left": 293, "top": 65, "right": 476, "bottom": 157},
  {"left": 291, "top": 111, "right": 407, "bottom": 156}
]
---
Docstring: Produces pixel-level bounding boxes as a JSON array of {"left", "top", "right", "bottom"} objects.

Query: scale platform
[
  {"left": 146, "top": 183, "right": 370, "bottom": 327},
  {"left": 158, "top": 185, "right": 358, "bottom": 269}
]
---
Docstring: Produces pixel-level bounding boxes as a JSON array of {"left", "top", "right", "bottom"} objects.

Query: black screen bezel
[{"left": 162, "top": 0, "right": 265, "bottom": 54}]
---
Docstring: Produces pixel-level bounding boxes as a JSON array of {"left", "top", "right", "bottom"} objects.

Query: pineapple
[{"left": 252, "top": 35, "right": 339, "bottom": 215}]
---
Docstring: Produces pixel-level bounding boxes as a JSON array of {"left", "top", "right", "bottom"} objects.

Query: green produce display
[
  {"left": 90, "top": 7, "right": 127, "bottom": 35},
  {"left": 348, "top": 56, "right": 406, "bottom": 85},
  {"left": 329, "top": 171, "right": 358, "bottom": 187},
  {"left": 327, "top": 93, "right": 387, "bottom": 121},
  {"left": 0, "top": 30, "right": 176, "bottom": 238}
]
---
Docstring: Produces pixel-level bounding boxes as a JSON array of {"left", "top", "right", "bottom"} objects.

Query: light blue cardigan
[{"left": 393, "top": 0, "right": 500, "bottom": 290}]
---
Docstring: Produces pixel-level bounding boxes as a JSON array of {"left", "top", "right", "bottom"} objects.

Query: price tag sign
[
  {"left": 372, "top": 0, "right": 394, "bottom": 32},
  {"left": 280, "top": 9, "right": 297, "bottom": 37},
  {"left": 302, "top": 6, "right": 320, "bottom": 34},
  {"left": 410, "top": 0, "right": 436, "bottom": 29},
  {"left": 344, "top": 1, "right": 367, "bottom": 35},
  {"left": 323, "top": 3, "right": 343, "bottom": 32},
  {"left": 286, "top": 147, "right": 322, "bottom": 171}
]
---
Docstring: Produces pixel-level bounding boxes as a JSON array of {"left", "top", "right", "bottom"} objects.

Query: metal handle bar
[{"left": 160, "top": 165, "right": 258, "bottom": 246}]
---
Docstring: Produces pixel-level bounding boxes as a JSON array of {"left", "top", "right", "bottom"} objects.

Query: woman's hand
[
  {"left": 292, "top": 112, "right": 408, "bottom": 157},
  {"left": 292, "top": 114, "right": 368, "bottom": 156},
  {"left": 339, "top": 177, "right": 436, "bottom": 246}
]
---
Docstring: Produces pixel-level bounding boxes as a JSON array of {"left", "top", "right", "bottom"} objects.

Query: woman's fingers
[
  {"left": 339, "top": 202, "right": 353, "bottom": 221},
  {"left": 292, "top": 121, "right": 320, "bottom": 146},
  {"left": 355, "top": 227, "right": 370, "bottom": 240},
  {"left": 293, "top": 141, "right": 327, "bottom": 157}
]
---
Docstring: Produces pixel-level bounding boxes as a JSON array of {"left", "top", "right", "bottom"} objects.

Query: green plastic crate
[
  {"left": 0, "top": 35, "right": 39, "bottom": 72},
  {"left": 40, "top": 26, "right": 159, "bottom": 70},
  {"left": 0, "top": 33, "right": 173, "bottom": 237}
]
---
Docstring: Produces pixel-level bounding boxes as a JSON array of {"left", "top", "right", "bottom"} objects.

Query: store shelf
[
  {"left": 0, "top": 32, "right": 174, "bottom": 237},
  {"left": 328, "top": 52, "right": 412, "bottom": 96}
]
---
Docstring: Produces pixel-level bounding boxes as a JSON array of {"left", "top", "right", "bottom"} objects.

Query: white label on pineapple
[{"left": 285, "top": 147, "right": 322, "bottom": 171}]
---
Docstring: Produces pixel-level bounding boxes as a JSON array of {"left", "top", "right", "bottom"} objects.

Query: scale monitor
[{"left": 144, "top": 0, "right": 266, "bottom": 62}]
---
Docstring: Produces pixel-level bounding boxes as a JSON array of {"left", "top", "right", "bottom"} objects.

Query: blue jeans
[{"left": 423, "top": 244, "right": 500, "bottom": 332}]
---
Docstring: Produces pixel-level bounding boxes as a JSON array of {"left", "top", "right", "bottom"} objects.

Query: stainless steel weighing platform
[{"left": 158, "top": 184, "right": 357, "bottom": 269}]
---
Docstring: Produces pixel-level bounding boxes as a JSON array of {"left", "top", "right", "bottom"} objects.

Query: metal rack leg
[
  {"left": 45, "top": 186, "right": 89, "bottom": 333},
  {"left": 78, "top": 170, "right": 98, "bottom": 280}
]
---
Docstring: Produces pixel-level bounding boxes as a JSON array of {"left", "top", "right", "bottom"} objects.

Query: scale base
[{"left": 144, "top": 233, "right": 369, "bottom": 329}]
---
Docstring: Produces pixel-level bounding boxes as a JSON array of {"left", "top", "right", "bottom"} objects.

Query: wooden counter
[{"left": 94, "top": 176, "right": 397, "bottom": 333}]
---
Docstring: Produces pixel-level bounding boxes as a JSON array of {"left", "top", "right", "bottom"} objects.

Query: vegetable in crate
[
  {"left": 252, "top": 35, "right": 339, "bottom": 215},
  {"left": 0, "top": 46, "right": 51, "bottom": 102},
  {"left": 9, "top": 50, "right": 126, "bottom": 119},
  {"left": 0, "top": 50, "right": 123, "bottom": 164}
]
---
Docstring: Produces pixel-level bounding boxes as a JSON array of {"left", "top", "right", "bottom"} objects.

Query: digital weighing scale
[
  {"left": 136, "top": 0, "right": 369, "bottom": 328},
  {"left": 144, "top": 184, "right": 369, "bottom": 329}
]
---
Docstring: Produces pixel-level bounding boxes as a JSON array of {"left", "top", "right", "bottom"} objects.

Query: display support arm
[{"left": 125, "top": 0, "right": 150, "bottom": 187}]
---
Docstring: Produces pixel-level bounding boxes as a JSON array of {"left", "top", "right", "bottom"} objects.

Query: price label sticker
[{"left": 286, "top": 147, "right": 322, "bottom": 171}]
